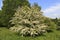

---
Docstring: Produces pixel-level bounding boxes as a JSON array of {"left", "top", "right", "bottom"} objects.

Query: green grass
[{"left": 0, "top": 27, "right": 60, "bottom": 40}]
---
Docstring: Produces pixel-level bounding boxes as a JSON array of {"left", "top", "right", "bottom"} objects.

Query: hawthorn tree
[{"left": 10, "top": 5, "right": 48, "bottom": 37}]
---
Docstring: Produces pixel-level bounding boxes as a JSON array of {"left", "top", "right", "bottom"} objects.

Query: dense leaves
[
  {"left": 51, "top": 18, "right": 60, "bottom": 30},
  {"left": 1, "top": 0, "right": 30, "bottom": 27}
]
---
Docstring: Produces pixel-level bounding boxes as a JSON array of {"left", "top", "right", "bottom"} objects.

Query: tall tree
[{"left": 2, "top": 0, "right": 30, "bottom": 27}]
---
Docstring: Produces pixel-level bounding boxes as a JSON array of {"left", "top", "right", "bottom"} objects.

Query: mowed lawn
[{"left": 0, "top": 27, "right": 60, "bottom": 40}]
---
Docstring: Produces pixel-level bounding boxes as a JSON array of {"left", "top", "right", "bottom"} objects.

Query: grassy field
[{"left": 0, "top": 27, "right": 60, "bottom": 40}]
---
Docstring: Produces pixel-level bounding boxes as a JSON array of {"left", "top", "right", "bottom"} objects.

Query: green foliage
[
  {"left": 0, "top": 10, "right": 4, "bottom": 27},
  {"left": 10, "top": 6, "right": 48, "bottom": 37},
  {"left": 1, "top": 0, "right": 30, "bottom": 27},
  {"left": 57, "top": 19, "right": 60, "bottom": 26},
  {"left": 44, "top": 18, "right": 57, "bottom": 31},
  {"left": 32, "top": 3, "right": 41, "bottom": 11},
  {"left": 55, "top": 18, "right": 60, "bottom": 27},
  {"left": 51, "top": 18, "right": 60, "bottom": 30},
  {"left": 0, "top": 10, "right": 2, "bottom": 17}
]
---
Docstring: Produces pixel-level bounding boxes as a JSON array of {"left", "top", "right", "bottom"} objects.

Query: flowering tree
[{"left": 10, "top": 6, "right": 48, "bottom": 37}]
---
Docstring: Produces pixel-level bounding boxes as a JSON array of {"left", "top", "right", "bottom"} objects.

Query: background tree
[
  {"left": 45, "top": 18, "right": 57, "bottom": 32},
  {"left": 1, "top": 0, "right": 30, "bottom": 27},
  {"left": 32, "top": 3, "right": 41, "bottom": 11},
  {"left": 0, "top": 10, "right": 4, "bottom": 27},
  {"left": 51, "top": 18, "right": 60, "bottom": 30}
]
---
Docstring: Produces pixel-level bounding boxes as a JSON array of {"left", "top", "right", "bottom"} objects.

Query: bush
[{"left": 10, "top": 6, "right": 48, "bottom": 37}]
